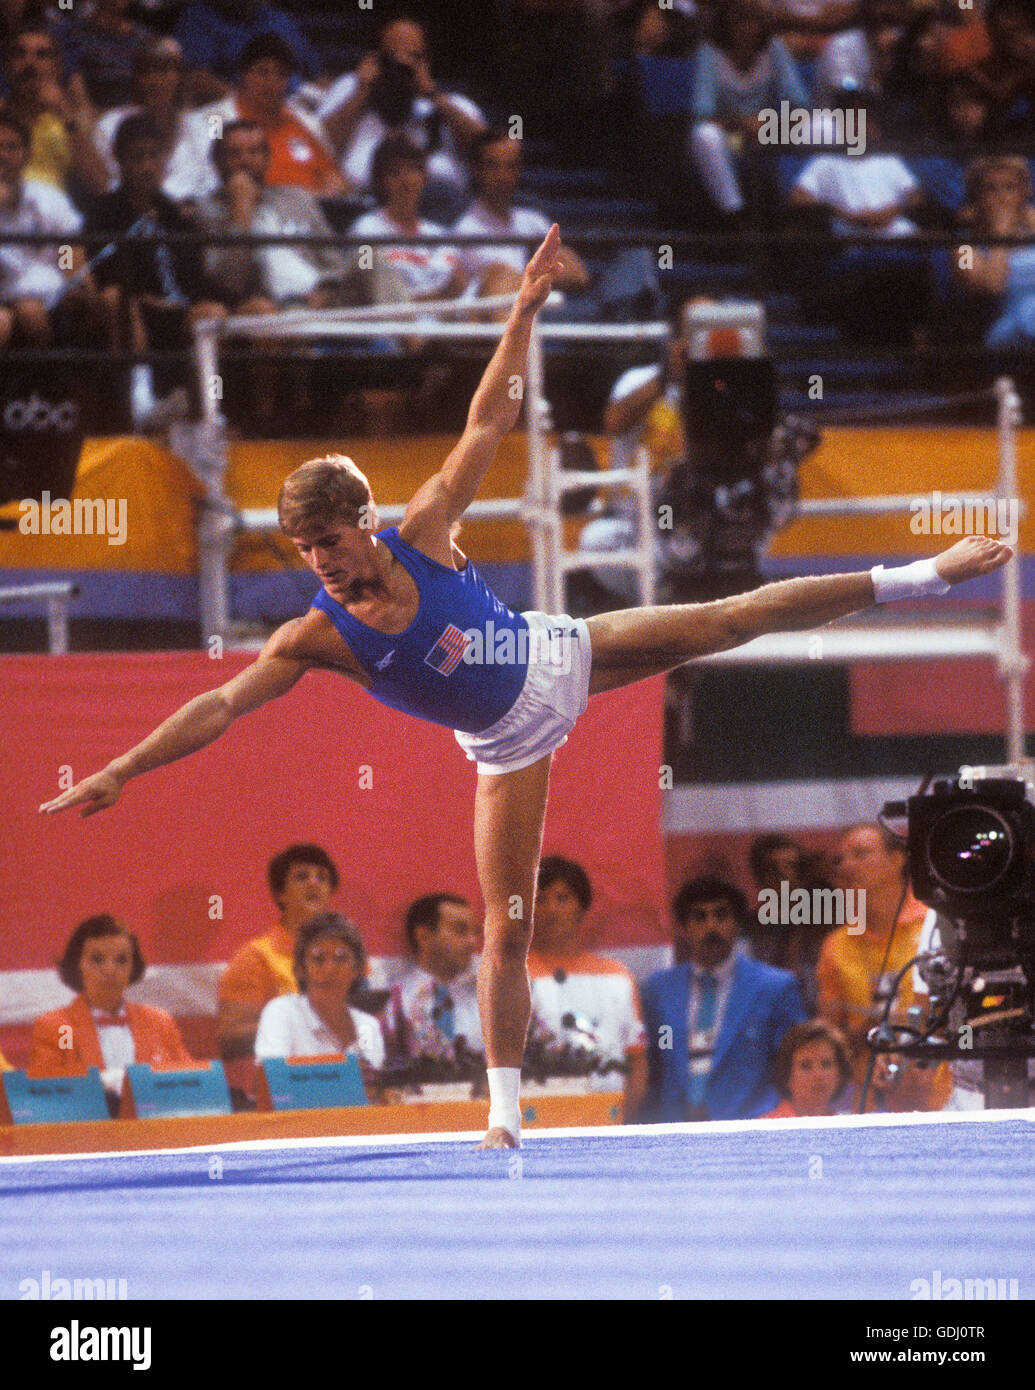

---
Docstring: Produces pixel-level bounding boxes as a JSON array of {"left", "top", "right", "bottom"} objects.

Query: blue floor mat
[{"left": 2, "top": 1116, "right": 1032, "bottom": 1300}]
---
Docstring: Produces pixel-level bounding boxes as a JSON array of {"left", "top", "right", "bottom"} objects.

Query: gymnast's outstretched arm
[
  {"left": 39, "top": 623, "right": 311, "bottom": 817},
  {"left": 400, "top": 224, "right": 563, "bottom": 549}
]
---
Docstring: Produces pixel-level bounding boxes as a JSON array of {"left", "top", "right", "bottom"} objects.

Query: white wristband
[{"left": 870, "top": 558, "right": 950, "bottom": 604}]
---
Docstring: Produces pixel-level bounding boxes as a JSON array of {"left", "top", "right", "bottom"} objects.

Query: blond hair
[
  {"left": 965, "top": 155, "right": 1033, "bottom": 216},
  {"left": 277, "top": 455, "right": 377, "bottom": 535}
]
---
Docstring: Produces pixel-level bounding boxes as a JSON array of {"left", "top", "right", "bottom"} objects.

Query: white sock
[
  {"left": 870, "top": 558, "right": 950, "bottom": 604},
  {"left": 486, "top": 1067, "right": 522, "bottom": 1139}
]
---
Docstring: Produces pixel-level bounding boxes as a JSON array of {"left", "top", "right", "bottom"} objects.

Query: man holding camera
[{"left": 318, "top": 15, "right": 486, "bottom": 224}]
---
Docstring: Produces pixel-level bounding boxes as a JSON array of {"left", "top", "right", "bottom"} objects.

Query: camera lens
[{"left": 926, "top": 805, "right": 1014, "bottom": 893}]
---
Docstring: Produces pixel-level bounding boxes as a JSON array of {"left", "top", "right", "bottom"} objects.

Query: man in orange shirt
[
  {"left": 190, "top": 33, "right": 346, "bottom": 198},
  {"left": 217, "top": 842, "right": 340, "bottom": 1062},
  {"left": 527, "top": 855, "right": 647, "bottom": 1119},
  {"left": 818, "top": 821, "right": 953, "bottom": 1112}
]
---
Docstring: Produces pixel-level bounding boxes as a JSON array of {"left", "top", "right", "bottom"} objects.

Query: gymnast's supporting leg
[{"left": 473, "top": 753, "right": 553, "bottom": 1149}]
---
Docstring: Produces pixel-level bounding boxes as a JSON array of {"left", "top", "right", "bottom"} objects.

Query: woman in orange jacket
[{"left": 29, "top": 914, "right": 193, "bottom": 1108}]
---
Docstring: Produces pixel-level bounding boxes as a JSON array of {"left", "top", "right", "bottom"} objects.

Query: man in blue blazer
[{"left": 640, "top": 876, "right": 806, "bottom": 1122}]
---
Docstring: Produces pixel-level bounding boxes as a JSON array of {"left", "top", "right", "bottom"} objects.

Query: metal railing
[
  {"left": 0, "top": 582, "right": 78, "bottom": 654},
  {"left": 185, "top": 295, "right": 667, "bottom": 640},
  {"left": 699, "top": 378, "right": 1028, "bottom": 764}
]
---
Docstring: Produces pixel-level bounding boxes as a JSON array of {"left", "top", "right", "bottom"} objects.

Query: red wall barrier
[{"left": 1, "top": 653, "right": 668, "bottom": 970}]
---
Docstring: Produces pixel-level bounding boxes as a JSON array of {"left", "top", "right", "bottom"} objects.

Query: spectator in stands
[
  {"left": 454, "top": 126, "right": 660, "bottom": 323},
  {"left": 92, "top": 38, "right": 203, "bottom": 202},
  {"left": 218, "top": 842, "right": 339, "bottom": 1062},
  {"left": 602, "top": 300, "right": 688, "bottom": 444},
  {"left": 55, "top": 0, "right": 153, "bottom": 112},
  {"left": 349, "top": 135, "right": 467, "bottom": 303},
  {"left": 453, "top": 127, "right": 588, "bottom": 303},
  {"left": 0, "top": 0, "right": 49, "bottom": 53},
  {"left": 343, "top": 134, "right": 469, "bottom": 434},
  {"left": 926, "top": 69, "right": 995, "bottom": 156},
  {"left": 746, "top": 830, "right": 831, "bottom": 1013},
  {"left": 2, "top": 23, "right": 110, "bottom": 196},
  {"left": 689, "top": 0, "right": 809, "bottom": 223},
  {"left": 189, "top": 33, "right": 345, "bottom": 200},
  {"left": 526, "top": 856, "right": 647, "bottom": 1120},
  {"left": 173, "top": 0, "right": 322, "bottom": 106},
  {"left": 763, "top": 1017, "right": 853, "bottom": 1117},
  {"left": 788, "top": 87, "right": 929, "bottom": 342},
  {"left": 640, "top": 876, "right": 806, "bottom": 1121},
  {"left": 817, "top": 822, "right": 952, "bottom": 1112},
  {"left": 632, "top": 0, "right": 701, "bottom": 59},
  {"left": 86, "top": 112, "right": 227, "bottom": 428},
  {"left": 813, "top": 0, "right": 912, "bottom": 105},
  {"left": 198, "top": 117, "right": 354, "bottom": 310},
  {"left": 972, "top": 0, "right": 1035, "bottom": 140},
  {"left": 0, "top": 108, "right": 92, "bottom": 348},
  {"left": 254, "top": 912, "right": 385, "bottom": 1075},
  {"left": 28, "top": 913, "right": 193, "bottom": 1110},
  {"left": 319, "top": 14, "right": 486, "bottom": 225},
  {"left": 763, "top": 2, "right": 860, "bottom": 60},
  {"left": 195, "top": 116, "right": 358, "bottom": 432},
  {"left": 381, "top": 892, "right": 483, "bottom": 1072},
  {"left": 955, "top": 154, "right": 1035, "bottom": 348}
]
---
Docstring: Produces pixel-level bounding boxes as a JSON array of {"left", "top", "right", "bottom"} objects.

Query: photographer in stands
[{"left": 318, "top": 14, "right": 486, "bottom": 225}]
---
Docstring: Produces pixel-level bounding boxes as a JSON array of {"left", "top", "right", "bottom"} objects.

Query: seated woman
[
  {"left": 689, "top": 0, "right": 809, "bottom": 223},
  {"left": 764, "top": 1018, "right": 854, "bottom": 1118},
  {"left": 28, "top": 914, "right": 193, "bottom": 1111},
  {"left": 954, "top": 155, "right": 1035, "bottom": 347},
  {"left": 254, "top": 912, "right": 385, "bottom": 1081}
]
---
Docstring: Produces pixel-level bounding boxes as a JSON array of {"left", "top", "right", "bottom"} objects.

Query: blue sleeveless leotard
[{"left": 310, "top": 527, "right": 530, "bottom": 735}]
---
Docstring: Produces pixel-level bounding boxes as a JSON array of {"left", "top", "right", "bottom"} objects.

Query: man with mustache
[
  {"left": 2, "top": 23, "right": 109, "bottom": 195},
  {"left": 641, "top": 877, "right": 806, "bottom": 1121}
]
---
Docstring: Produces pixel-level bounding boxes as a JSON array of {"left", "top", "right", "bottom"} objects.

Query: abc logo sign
[{"left": 3, "top": 393, "right": 81, "bottom": 433}]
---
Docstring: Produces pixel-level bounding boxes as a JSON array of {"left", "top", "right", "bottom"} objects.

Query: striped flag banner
[{"left": 424, "top": 623, "right": 472, "bottom": 676}]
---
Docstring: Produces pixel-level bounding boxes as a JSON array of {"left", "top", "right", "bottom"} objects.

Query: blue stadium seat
[
  {"left": 796, "top": 56, "right": 818, "bottom": 102},
  {"left": 907, "top": 155, "right": 967, "bottom": 214},
  {"left": 635, "top": 54, "right": 696, "bottom": 118},
  {"left": 776, "top": 154, "right": 810, "bottom": 198}
]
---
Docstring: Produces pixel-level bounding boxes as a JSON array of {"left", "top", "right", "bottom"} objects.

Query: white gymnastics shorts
[{"left": 454, "top": 610, "right": 593, "bottom": 775}]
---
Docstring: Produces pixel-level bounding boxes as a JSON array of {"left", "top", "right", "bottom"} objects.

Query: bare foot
[
  {"left": 477, "top": 1126, "right": 520, "bottom": 1149},
  {"left": 935, "top": 535, "right": 1013, "bottom": 585}
]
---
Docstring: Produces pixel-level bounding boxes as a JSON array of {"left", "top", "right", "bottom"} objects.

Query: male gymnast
[{"left": 41, "top": 225, "right": 1013, "bottom": 1146}]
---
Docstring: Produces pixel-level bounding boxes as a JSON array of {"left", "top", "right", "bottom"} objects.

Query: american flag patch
[{"left": 423, "top": 623, "right": 472, "bottom": 676}]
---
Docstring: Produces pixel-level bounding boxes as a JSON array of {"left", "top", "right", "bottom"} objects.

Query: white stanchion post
[
  {"left": 45, "top": 593, "right": 69, "bottom": 655},
  {"left": 190, "top": 317, "right": 238, "bottom": 644},
  {"left": 193, "top": 319, "right": 222, "bottom": 429},
  {"left": 634, "top": 446, "right": 656, "bottom": 608},
  {"left": 996, "top": 377, "right": 1028, "bottom": 765},
  {"left": 526, "top": 318, "right": 553, "bottom": 613}
]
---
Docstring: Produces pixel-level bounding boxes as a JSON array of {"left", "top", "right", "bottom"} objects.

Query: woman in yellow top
[{"left": 818, "top": 822, "right": 953, "bottom": 1112}]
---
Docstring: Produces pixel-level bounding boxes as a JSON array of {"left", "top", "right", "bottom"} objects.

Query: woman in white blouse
[{"left": 255, "top": 912, "right": 385, "bottom": 1072}]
